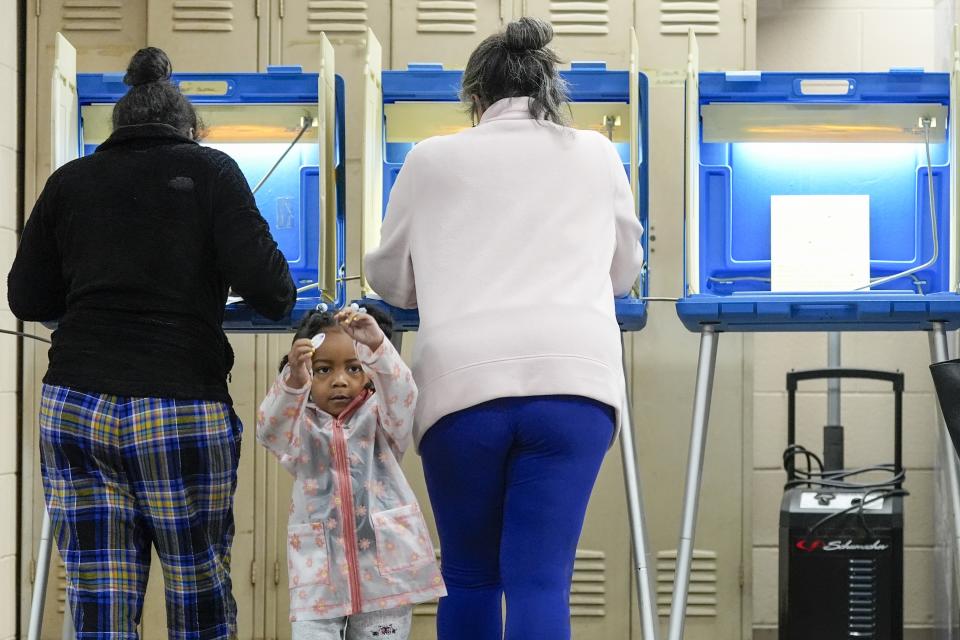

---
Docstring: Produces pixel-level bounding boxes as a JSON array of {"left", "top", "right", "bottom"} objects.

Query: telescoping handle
[{"left": 785, "top": 368, "right": 904, "bottom": 483}]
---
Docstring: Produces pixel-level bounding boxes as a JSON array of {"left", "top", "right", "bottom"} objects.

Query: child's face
[{"left": 310, "top": 328, "right": 370, "bottom": 417}]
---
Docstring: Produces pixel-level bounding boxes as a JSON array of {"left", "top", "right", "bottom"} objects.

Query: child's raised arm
[
  {"left": 337, "top": 309, "right": 418, "bottom": 455},
  {"left": 256, "top": 339, "right": 314, "bottom": 473}
]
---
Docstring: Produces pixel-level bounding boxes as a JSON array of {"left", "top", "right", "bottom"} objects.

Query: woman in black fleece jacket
[{"left": 7, "top": 48, "right": 295, "bottom": 639}]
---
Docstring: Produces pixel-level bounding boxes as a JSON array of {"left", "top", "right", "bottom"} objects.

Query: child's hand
[
  {"left": 286, "top": 338, "right": 314, "bottom": 389},
  {"left": 335, "top": 308, "right": 384, "bottom": 351}
]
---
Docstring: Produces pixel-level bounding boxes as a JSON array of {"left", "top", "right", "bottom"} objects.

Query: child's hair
[{"left": 279, "top": 306, "right": 395, "bottom": 371}]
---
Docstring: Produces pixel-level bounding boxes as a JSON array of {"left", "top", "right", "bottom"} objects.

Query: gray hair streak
[{"left": 460, "top": 17, "right": 570, "bottom": 125}]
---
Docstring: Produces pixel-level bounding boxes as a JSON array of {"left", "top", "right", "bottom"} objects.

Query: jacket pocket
[
  {"left": 287, "top": 521, "right": 331, "bottom": 589},
  {"left": 371, "top": 504, "right": 434, "bottom": 575}
]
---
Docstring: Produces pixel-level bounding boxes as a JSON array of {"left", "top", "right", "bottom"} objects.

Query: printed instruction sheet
[{"left": 770, "top": 194, "right": 871, "bottom": 292}]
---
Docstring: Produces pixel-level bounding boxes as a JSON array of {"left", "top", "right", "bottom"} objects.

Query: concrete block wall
[{"left": 0, "top": 1, "right": 20, "bottom": 638}]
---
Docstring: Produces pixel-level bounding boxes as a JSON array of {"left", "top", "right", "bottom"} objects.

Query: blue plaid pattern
[{"left": 40, "top": 384, "right": 241, "bottom": 640}]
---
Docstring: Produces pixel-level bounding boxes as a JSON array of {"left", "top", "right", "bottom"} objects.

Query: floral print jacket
[{"left": 256, "top": 339, "right": 445, "bottom": 621}]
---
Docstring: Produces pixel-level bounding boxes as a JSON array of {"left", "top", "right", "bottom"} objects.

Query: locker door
[
  {"left": 520, "top": 0, "right": 634, "bottom": 67},
  {"left": 23, "top": 34, "right": 81, "bottom": 640},
  {"left": 626, "top": 31, "right": 746, "bottom": 640},
  {"left": 137, "top": 335, "right": 265, "bottom": 640},
  {"left": 274, "top": 0, "right": 391, "bottom": 160},
  {"left": 261, "top": 39, "right": 338, "bottom": 640},
  {"left": 274, "top": 2, "right": 393, "bottom": 301},
  {"left": 634, "top": 0, "right": 751, "bottom": 71},
  {"left": 392, "top": 0, "right": 508, "bottom": 69},
  {"left": 147, "top": 0, "right": 267, "bottom": 72},
  {"left": 32, "top": 0, "right": 148, "bottom": 195}
]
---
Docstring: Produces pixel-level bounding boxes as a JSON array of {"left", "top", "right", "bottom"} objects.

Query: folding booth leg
[
  {"left": 929, "top": 322, "right": 960, "bottom": 630},
  {"left": 666, "top": 325, "right": 720, "bottom": 640},
  {"left": 619, "top": 344, "right": 660, "bottom": 640},
  {"left": 28, "top": 510, "right": 54, "bottom": 640}
]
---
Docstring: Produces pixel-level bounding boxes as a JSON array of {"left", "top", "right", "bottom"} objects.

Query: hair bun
[
  {"left": 123, "top": 47, "right": 173, "bottom": 87},
  {"left": 504, "top": 17, "right": 554, "bottom": 52}
]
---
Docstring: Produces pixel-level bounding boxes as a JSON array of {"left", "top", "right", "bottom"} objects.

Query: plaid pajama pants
[{"left": 39, "top": 384, "right": 241, "bottom": 640}]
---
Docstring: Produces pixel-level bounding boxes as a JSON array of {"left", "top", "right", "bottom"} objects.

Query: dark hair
[
  {"left": 112, "top": 47, "right": 202, "bottom": 138},
  {"left": 279, "top": 307, "right": 395, "bottom": 371},
  {"left": 460, "top": 17, "right": 569, "bottom": 125}
]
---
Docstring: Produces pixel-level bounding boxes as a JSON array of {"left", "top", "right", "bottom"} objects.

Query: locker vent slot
[
  {"left": 656, "top": 549, "right": 718, "bottom": 617},
  {"left": 308, "top": 0, "right": 368, "bottom": 34},
  {"left": 62, "top": 0, "right": 123, "bottom": 31},
  {"left": 172, "top": 0, "right": 235, "bottom": 32},
  {"left": 417, "top": 0, "right": 478, "bottom": 34},
  {"left": 659, "top": 0, "right": 721, "bottom": 35},
  {"left": 550, "top": 0, "right": 610, "bottom": 36},
  {"left": 571, "top": 549, "right": 607, "bottom": 617},
  {"left": 56, "top": 555, "right": 67, "bottom": 613}
]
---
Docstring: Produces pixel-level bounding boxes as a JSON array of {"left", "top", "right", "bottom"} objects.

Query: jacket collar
[
  {"left": 308, "top": 387, "right": 373, "bottom": 423},
  {"left": 478, "top": 97, "right": 543, "bottom": 125},
  {"left": 96, "top": 123, "right": 197, "bottom": 153}
]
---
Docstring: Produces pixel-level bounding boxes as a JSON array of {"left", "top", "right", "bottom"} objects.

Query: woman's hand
[
  {"left": 286, "top": 338, "right": 314, "bottom": 389},
  {"left": 336, "top": 308, "right": 384, "bottom": 351}
]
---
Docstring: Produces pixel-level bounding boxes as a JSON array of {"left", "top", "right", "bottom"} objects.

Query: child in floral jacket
[{"left": 257, "top": 306, "right": 445, "bottom": 639}]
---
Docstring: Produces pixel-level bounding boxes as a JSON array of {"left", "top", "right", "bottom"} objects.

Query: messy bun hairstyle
[
  {"left": 460, "top": 17, "right": 569, "bottom": 125},
  {"left": 112, "top": 47, "right": 202, "bottom": 138}
]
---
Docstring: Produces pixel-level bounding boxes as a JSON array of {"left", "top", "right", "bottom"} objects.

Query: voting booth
[
  {"left": 66, "top": 36, "right": 346, "bottom": 331},
  {"left": 355, "top": 31, "right": 650, "bottom": 332},
  {"left": 663, "top": 32, "right": 960, "bottom": 640}
]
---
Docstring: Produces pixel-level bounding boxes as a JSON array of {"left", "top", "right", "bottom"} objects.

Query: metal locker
[
  {"left": 30, "top": 0, "right": 148, "bottom": 207},
  {"left": 634, "top": 0, "right": 753, "bottom": 71},
  {"left": 272, "top": 1, "right": 394, "bottom": 302},
  {"left": 21, "top": 24, "right": 119, "bottom": 637},
  {"left": 624, "top": 27, "right": 752, "bottom": 640},
  {"left": 391, "top": 0, "right": 509, "bottom": 70},
  {"left": 21, "top": 18, "right": 272, "bottom": 638},
  {"left": 146, "top": 0, "right": 267, "bottom": 72},
  {"left": 272, "top": 0, "right": 392, "bottom": 160},
  {"left": 136, "top": 335, "right": 265, "bottom": 640},
  {"left": 519, "top": 0, "right": 635, "bottom": 68}
]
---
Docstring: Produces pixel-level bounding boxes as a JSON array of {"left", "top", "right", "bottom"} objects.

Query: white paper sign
[{"left": 770, "top": 195, "right": 871, "bottom": 292}]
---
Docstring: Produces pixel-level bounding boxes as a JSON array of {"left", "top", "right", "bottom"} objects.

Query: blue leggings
[{"left": 420, "top": 395, "right": 615, "bottom": 640}]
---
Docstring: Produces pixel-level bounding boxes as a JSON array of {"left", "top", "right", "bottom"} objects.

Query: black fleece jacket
[{"left": 7, "top": 123, "right": 296, "bottom": 404}]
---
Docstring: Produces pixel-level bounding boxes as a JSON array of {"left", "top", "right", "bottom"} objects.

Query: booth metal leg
[
  {"left": 619, "top": 344, "right": 660, "bottom": 640},
  {"left": 930, "top": 322, "right": 960, "bottom": 639},
  {"left": 666, "top": 326, "right": 719, "bottom": 640},
  {"left": 28, "top": 510, "right": 54, "bottom": 640},
  {"left": 29, "top": 508, "right": 76, "bottom": 640}
]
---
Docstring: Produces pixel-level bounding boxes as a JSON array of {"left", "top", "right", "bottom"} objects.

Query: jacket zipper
[{"left": 331, "top": 390, "right": 369, "bottom": 615}]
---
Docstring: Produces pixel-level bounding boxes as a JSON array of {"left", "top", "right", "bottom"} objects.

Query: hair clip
[
  {"left": 311, "top": 333, "right": 326, "bottom": 350},
  {"left": 316, "top": 302, "right": 328, "bottom": 313}
]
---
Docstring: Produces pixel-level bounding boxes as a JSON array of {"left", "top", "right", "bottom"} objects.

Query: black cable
[
  {"left": 0, "top": 328, "right": 51, "bottom": 344},
  {"left": 806, "top": 489, "right": 909, "bottom": 536},
  {"left": 783, "top": 443, "right": 908, "bottom": 536}
]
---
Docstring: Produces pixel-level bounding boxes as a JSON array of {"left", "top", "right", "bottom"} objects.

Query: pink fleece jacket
[{"left": 364, "top": 97, "right": 644, "bottom": 447}]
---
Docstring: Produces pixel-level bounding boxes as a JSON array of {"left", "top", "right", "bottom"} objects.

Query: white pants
[{"left": 291, "top": 606, "right": 413, "bottom": 640}]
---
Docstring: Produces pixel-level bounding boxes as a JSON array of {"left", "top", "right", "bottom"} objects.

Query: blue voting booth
[
  {"left": 676, "top": 66, "right": 959, "bottom": 332},
  {"left": 355, "top": 36, "right": 650, "bottom": 332},
  {"left": 663, "top": 33, "right": 960, "bottom": 640}
]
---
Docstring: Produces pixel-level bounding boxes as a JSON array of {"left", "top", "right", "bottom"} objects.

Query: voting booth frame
[{"left": 666, "top": 29, "right": 960, "bottom": 640}]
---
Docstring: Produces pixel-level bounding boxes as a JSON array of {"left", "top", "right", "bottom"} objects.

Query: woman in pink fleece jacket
[
  {"left": 363, "top": 16, "right": 644, "bottom": 640},
  {"left": 257, "top": 307, "right": 445, "bottom": 639}
]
